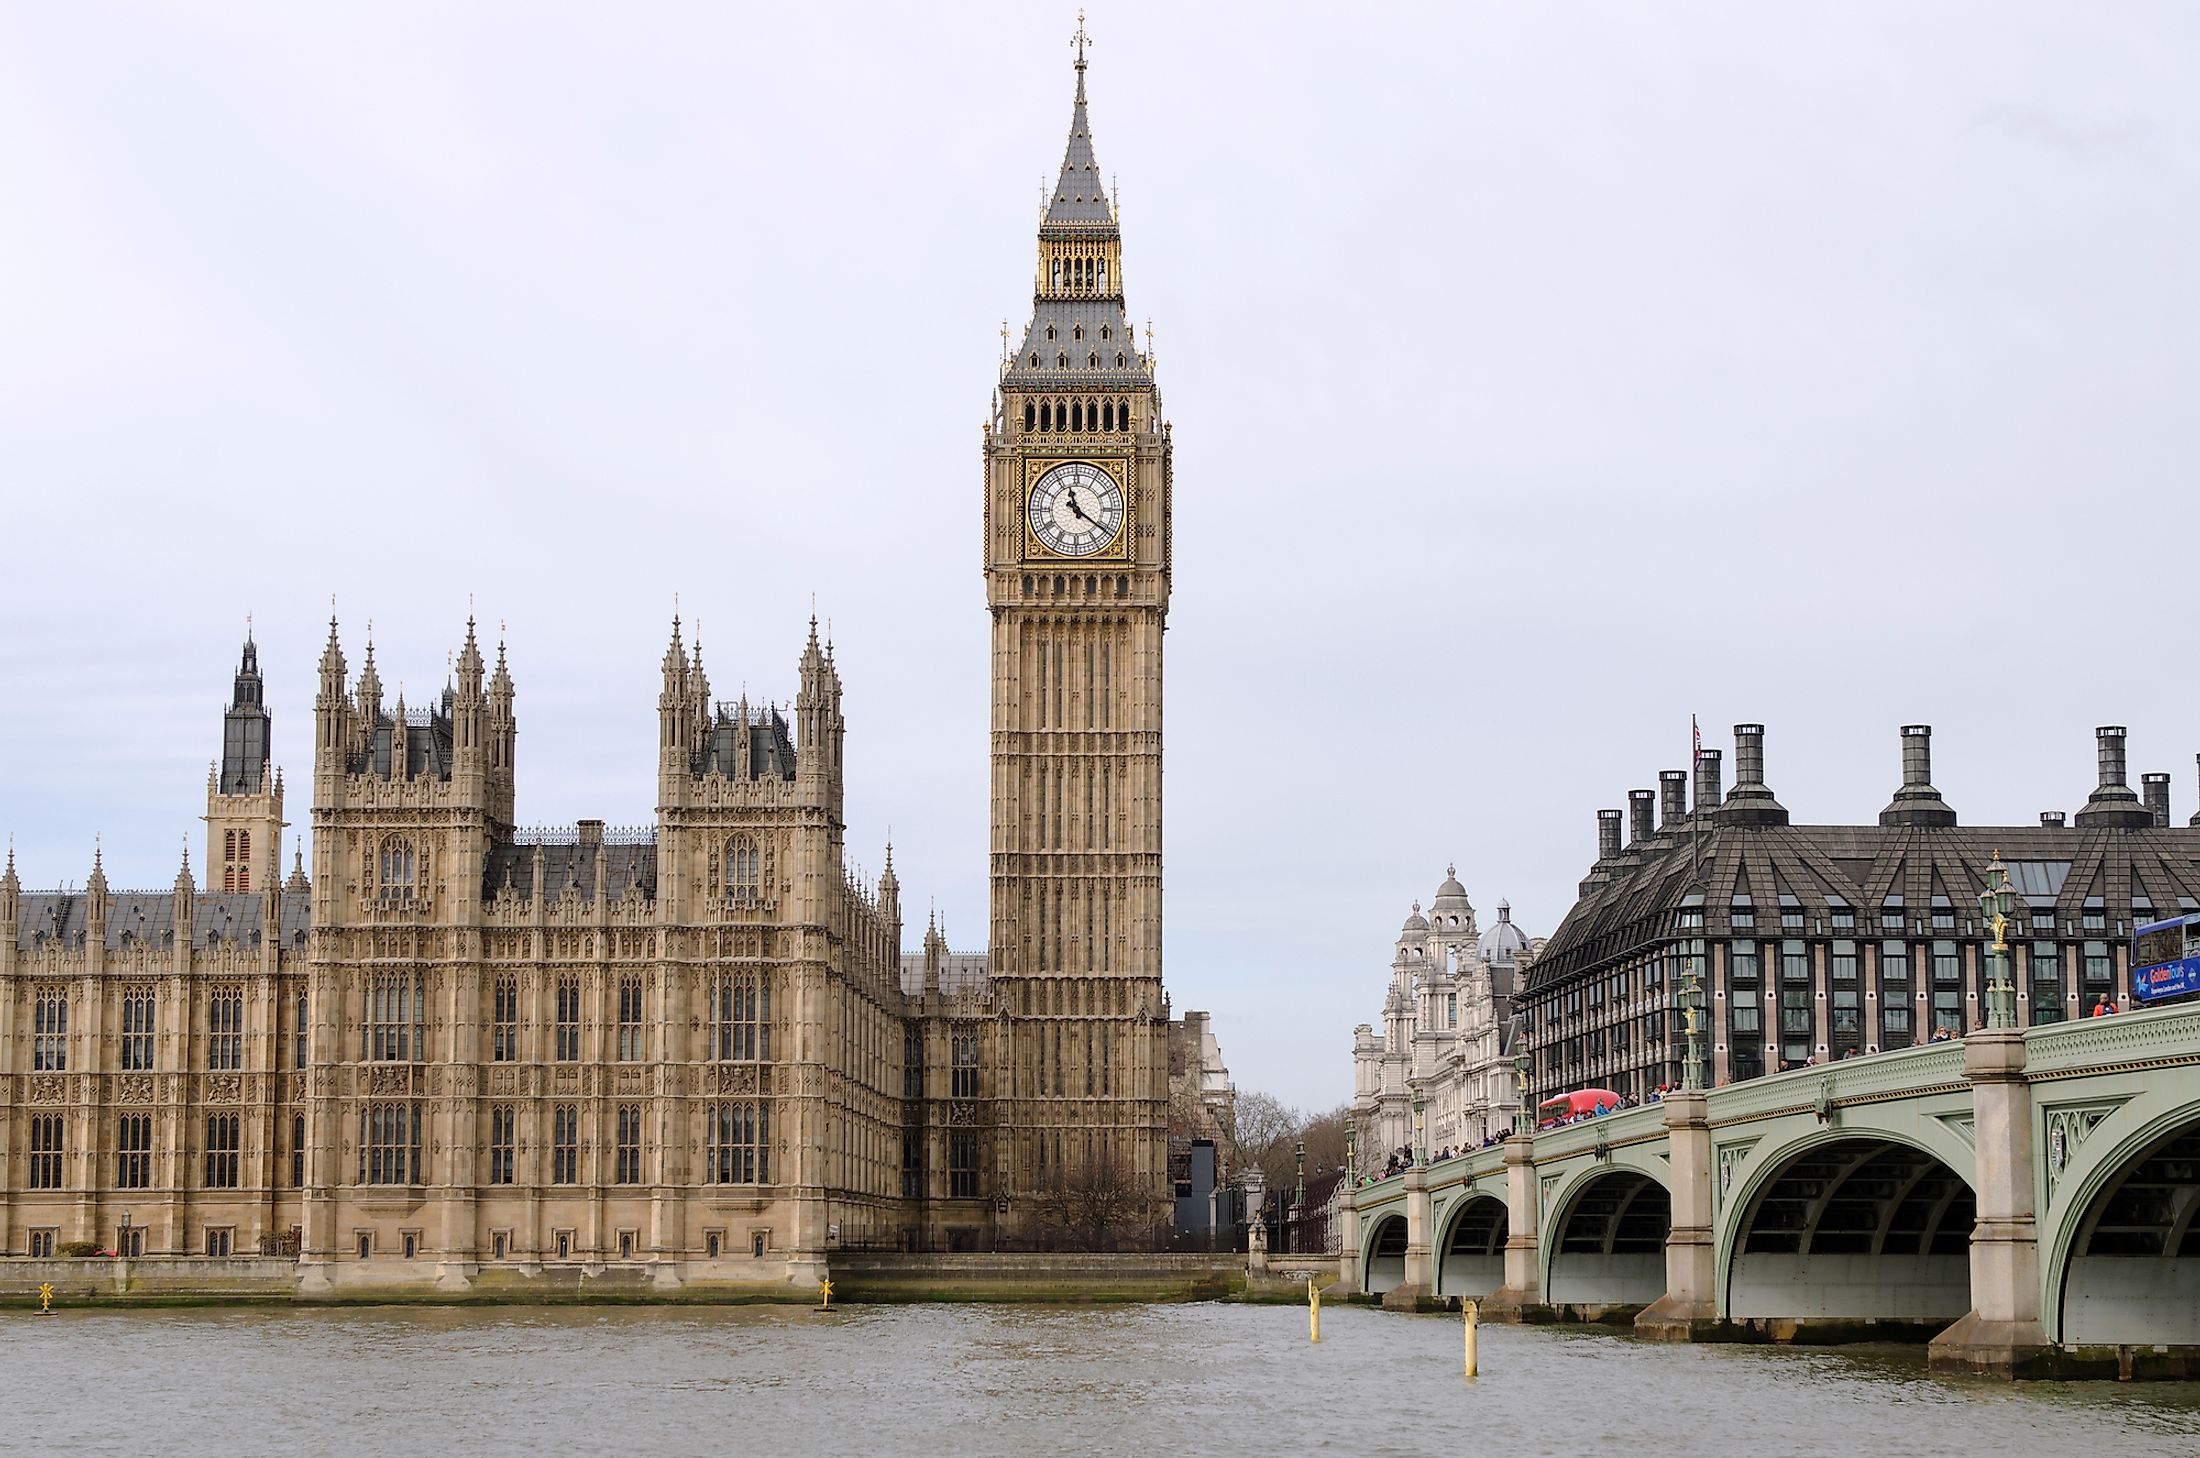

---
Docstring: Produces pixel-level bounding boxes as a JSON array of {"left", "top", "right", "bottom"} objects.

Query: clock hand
[{"left": 1065, "top": 490, "right": 1096, "bottom": 524}]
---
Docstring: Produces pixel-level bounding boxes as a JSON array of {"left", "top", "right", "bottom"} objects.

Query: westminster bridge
[{"left": 1341, "top": 1002, "right": 2200, "bottom": 1377}]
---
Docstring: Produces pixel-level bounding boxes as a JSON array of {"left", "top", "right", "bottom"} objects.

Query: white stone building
[{"left": 1350, "top": 868, "right": 1544, "bottom": 1169}]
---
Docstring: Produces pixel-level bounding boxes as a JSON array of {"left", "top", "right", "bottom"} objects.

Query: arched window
[
  {"left": 223, "top": 868, "right": 236, "bottom": 892},
  {"left": 1115, "top": 351, "right": 1126, "bottom": 368},
  {"left": 728, "top": 835, "right": 760, "bottom": 903},
  {"left": 237, "top": 830, "right": 250, "bottom": 863},
  {"left": 1040, "top": 401, "right": 1052, "bottom": 431},
  {"left": 1103, "top": 401, "right": 1114, "bottom": 430},
  {"left": 1088, "top": 352, "right": 1100, "bottom": 368},
  {"left": 1045, "top": 324, "right": 1056, "bottom": 341},
  {"left": 1050, "top": 259, "right": 1061, "bottom": 290},
  {"left": 1056, "top": 352, "right": 1068, "bottom": 368},
  {"left": 1023, "top": 401, "right": 1035, "bottom": 431},
  {"left": 1072, "top": 324, "right": 1083, "bottom": 341},
  {"left": 377, "top": 839, "right": 416, "bottom": 902},
  {"left": 1097, "top": 259, "right": 1107, "bottom": 291},
  {"left": 1071, "top": 402, "right": 1083, "bottom": 431},
  {"left": 1100, "top": 324, "right": 1111, "bottom": 341},
  {"left": 225, "top": 831, "right": 237, "bottom": 860}
]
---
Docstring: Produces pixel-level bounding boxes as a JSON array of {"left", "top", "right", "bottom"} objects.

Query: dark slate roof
[
  {"left": 1044, "top": 63, "right": 1112, "bottom": 230},
  {"left": 220, "top": 637, "right": 271, "bottom": 794},
  {"left": 348, "top": 705, "right": 455, "bottom": 781},
  {"left": 485, "top": 840, "right": 659, "bottom": 902},
  {"left": 692, "top": 705, "right": 797, "bottom": 782},
  {"left": 1528, "top": 819, "right": 2200, "bottom": 994},
  {"left": 1004, "top": 299, "right": 1151, "bottom": 391},
  {"left": 15, "top": 890, "right": 310, "bottom": 952}
]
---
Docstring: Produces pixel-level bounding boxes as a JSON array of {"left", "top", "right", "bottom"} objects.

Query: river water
[{"left": 5, "top": 1303, "right": 2198, "bottom": 1458}]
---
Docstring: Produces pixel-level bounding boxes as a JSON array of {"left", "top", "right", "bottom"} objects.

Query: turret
[
  {"left": 208, "top": 634, "right": 287, "bottom": 892},
  {"left": 0, "top": 840, "right": 19, "bottom": 930}
]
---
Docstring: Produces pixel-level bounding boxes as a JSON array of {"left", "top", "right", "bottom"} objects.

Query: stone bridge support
[
  {"left": 1380, "top": 1165, "right": 1434, "bottom": 1309},
  {"left": 1635, "top": 1090, "right": 1716, "bottom": 1340},
  {"left": 1930, "top": 1028, "right": 2050, "bottom": 1376},
  {"left": 1482, "top": 1131, "right": 1545, "bottom": 1320},
  {"left": 1332, "top": 1184, "right": 1360, "bottom": 1295}
]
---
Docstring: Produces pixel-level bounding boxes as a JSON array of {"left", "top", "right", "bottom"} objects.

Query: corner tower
[
  {"left": 984, "top": 28, "right": 1171, "bottom": 1218},
  {"left": 204, "top": 633, "right": 287, "bottom": 891}
]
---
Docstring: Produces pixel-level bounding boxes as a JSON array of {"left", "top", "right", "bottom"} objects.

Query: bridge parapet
[
  {"left": 1704, "top": 1041, "right": 1966, "bottom": 1129},
  {"left": 2022, "top": 1002, "right": 2200, "bottom": 1079}
]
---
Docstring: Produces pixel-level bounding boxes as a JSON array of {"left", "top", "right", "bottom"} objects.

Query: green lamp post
[
  {"left": 1509, "top": 1014, "right": 1532, "bottom": 1138},
  {"left": 1681, "top": 959, "right": 1706, "bottom": 1092},
  {"left": 1979, "top": 852, "right": 2020, "bottom": 1029}
]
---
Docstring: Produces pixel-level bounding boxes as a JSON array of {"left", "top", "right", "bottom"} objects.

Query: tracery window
[
  {"left": 951, "top": 1026, "right": 979, "bottom": 1099},
  {"left": 617, "top": 975, "right": 644, "bottom": 1062},
  {"left": 360, "top": 1102, "right": 421, "bottom": 1185},
  {"left": 615, "top": 1104, "right": 643, "bottom": 1185},
  {"left": 728, "top": 835, "right": 760, "bottom": 903},
  {"left": 707, "top": 1102, "right": 768, "bottom": 1184},
  {"left": 555, "top": 975, "right": 581, "bottom": 1061},
  {"left": 207, "top": 984, "right": 243, "bottom": 1070},
  {"left": 492, "top": 976, "right": 518, "bottom": 1061},
  {"left": 488, "top": 1105, "right": 516, "bottom": 1185},
  {"left": 710, "top": 973, "right": 770, "bottom": 1061},
  {"left": 365, "top": 973, "right": 424, "bottom": 1062},
  {"left": 552, "top": 1105, "right": 579, "bottom": 1184},
  {"left": 204, "top": 1113, "right": 240, "bottom": 1188},
  {"left": 29, "top": 1114, "right": 64, "bottom": 1189},
  {"left": 117, "top": 1113, "right": 153, "bottom": 1189},
  {"left": 119, "top": 986, "right": 156, "bottom": 1071},
  {"left": 32, "top": 988, "right": 66, "bottom": 1072},
  {"left": 377, "top": 838, "right": 417, "bottom": 902}
]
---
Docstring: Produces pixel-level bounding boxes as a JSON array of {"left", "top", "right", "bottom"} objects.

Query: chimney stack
[
  {"left": 1659, "top": 770, "right": 1689, "bottom": 831},
  {"left": 2075, "top": 726, "right": 2152, "bottom": 827},
  {"left": 1879, "top": 724, "right": 1957, "bottom": 827},
  {"left": 1722, "top": 722, "right": 1790, "bottom": 826},
  {"left": 1596, "top": 809, "right": 1623, "bottom": 862},
  {"left": 2143, "top": 772, "right": 2171, "bottom": 827},
  {"left": 1693, "top": 749, "right": 1723, "bottom": 821},
  {"left": 2040, "top": 811, "right": 2067, "bottom": 827},
  {"left": 1628, "top": 789, "right": 1656, "bottom": 845}
]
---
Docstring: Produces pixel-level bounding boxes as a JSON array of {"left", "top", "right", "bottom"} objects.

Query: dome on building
[
  {"left": 1400, "top": 900, "right": 1429, "bottom": 934},
  {"left": 1481, "top": 898, "right": 1530, "bottom": 962}
]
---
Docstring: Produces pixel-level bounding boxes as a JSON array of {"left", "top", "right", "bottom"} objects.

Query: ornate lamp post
[
  {"left": 1979, "top": 852, "right": 2020, "bottom": 1029},
  {"left": 1410, "top": 1085, "right": 1427, "bottom": 1167},
  {"left": 1509, "top": 1015, "right": 1532, "bottom": 1137},
  {"left": 1681, "top": 960, "right": 1707, "bottom": 1092},
  {"left": 1344, "top": 1127, "right": 1357, "bottom": 1181}
]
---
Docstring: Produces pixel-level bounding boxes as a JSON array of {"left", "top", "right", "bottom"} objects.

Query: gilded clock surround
[{"left": 1022, "top": 456, "right": 1133, "bottom": 563}]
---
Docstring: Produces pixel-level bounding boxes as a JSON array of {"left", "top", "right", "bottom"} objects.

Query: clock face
[{"left": 1028, "top": 461, "right": 1124, "bottom": 557}]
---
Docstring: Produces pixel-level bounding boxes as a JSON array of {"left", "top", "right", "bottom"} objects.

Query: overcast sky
[{"left": 3, "top": 4, "right": 2196, "bottom": 1112}]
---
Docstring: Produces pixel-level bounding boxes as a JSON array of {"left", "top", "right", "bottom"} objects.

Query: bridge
[{"left": 1341, "top": 1003, "right": 2200, "bottom": 1378}]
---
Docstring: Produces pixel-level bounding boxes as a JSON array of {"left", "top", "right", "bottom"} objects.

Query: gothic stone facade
[{"left": 0, "top": 50, "right": 1177, "bottom": 1281}]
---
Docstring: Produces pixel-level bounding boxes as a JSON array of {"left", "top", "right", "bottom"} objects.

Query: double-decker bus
[{"left": 2131, "top": 914, "right": 2200, "bottom": 1004}]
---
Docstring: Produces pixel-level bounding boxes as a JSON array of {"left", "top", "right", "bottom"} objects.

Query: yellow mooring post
[
  {"left": 1463, "top": 1297, "right": 1479, "bottom": 1377},
  {"left": 1308, "top": 1276, "right": 1321, "bottom": 1343},
  {"left": 38, "top": 1282, "right": 55, "bottom": 1316},
  {"left": 818, "top": 1277, "right": 834, "bottom": 1312}
]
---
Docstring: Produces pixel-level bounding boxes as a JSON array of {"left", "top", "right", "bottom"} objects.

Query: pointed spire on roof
[{"left": 1046, "top": 12, "right": 1111, "bottom": 228}]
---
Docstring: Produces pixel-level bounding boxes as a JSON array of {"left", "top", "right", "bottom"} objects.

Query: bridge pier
[
  {"left": 1930, "top": 1028, "right": 2052, "bottom": 1377},
  {"left": 1332, "top": 1184, "right": 1360, "bottom": 1295},
  {"left": 1480, "top": 1131, "right": 1547, "bottom": 1320},
  {"left": 1380, "top": 1165, "right": 1434, "bottom": 1309},
  {"left": 1635, "top": 1089, "right": 1718, "bottom": 1341}
]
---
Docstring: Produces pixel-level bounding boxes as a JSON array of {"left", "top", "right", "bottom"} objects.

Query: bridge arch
[
  {"left": 2048, "top": 1097, "right": 2200, "bottom": 1347},
  {"left": 1542, "top": 1165, "right": 1670, "bottom": 1314},
  {"left": 1363, "top": 1211, "right": 1408, "bottom": 1296},
  {"left": 1433, "top": 1193, "right": 1508, "bottom": 1299},
  {"left": 1721, "top": 1131, "right": 1974, "bottom": 1330}
]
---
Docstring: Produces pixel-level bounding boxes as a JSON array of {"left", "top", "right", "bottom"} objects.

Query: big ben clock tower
[{"left": 983, "top": 24, "right": 1171, "bottom": 1222}]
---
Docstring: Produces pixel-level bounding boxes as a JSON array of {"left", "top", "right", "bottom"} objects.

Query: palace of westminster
[{"left": 0, "top": 42, "right": 1202, "bottom": 1286}]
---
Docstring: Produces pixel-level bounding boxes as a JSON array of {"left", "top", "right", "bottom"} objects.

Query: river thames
[{"left": 5, "top": 1303, "right": 2198, "bottom": 1457}]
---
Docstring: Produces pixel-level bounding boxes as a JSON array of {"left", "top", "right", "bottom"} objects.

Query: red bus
[{"left": 1536, "top": 1088, "right": 1621, "bottom": 1130}]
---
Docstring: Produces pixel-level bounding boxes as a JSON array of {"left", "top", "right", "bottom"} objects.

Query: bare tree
[
  {"left": 1031, "top": 1147, "right": 1164, "bottom": 1251},
  {"left": 1228, "top": 1089, "right": 1303, "bottom": 1190}
]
